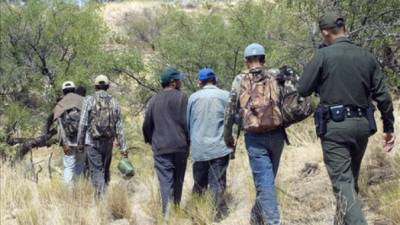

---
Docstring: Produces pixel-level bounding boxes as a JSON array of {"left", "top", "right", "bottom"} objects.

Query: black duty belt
[
  {"left": 327, "top": 105, "right": 367, "bottom": 121},
  {"left": 342, "top": 107, "right": 367, "bottom": 118},
  {"left": 315, "top": 104, "right": 376, "bottom": 138}
]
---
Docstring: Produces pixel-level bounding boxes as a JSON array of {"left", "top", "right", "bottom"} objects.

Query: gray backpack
[
  {"left": 89, "top": 95, "right": 117, "bottom": 139},
  {"left": 60, "top": 107, "right": 81, "bottom": 139}
]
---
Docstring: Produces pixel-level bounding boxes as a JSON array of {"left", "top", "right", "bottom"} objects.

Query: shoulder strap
[{"left": 57, "top": 118, "right": 70, "bottom": 145}]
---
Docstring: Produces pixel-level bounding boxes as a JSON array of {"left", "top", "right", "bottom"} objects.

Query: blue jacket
[{"left": 187, "top": 85, "right": 232, "bottom": 162}]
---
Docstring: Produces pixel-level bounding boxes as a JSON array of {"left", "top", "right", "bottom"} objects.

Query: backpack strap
[
  {"left": 283, "top": 128, "right": 290, "bottom": 145},
  {"left": 57, "top": 118, "right": 70, "bottom": 146}
]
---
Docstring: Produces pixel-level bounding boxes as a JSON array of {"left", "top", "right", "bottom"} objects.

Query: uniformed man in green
[{"left": 298, "top": 13, "right": 396, "bottom": 225}]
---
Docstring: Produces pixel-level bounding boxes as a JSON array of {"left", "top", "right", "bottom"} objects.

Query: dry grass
[
  {"left": 377, "top": 180, "right": 400, "bottom": 224},
  {"left": 142, "top": 177, "right": 163, "bottom": 224},
  {"left": 0, "top": 161, "right": 130, "bottom": 225},
  {"left": 184, "top": 193, "right": 215, "bottom": 225},
  {"left": 15, "top": 203, "right": 40, "bottom": 225},
  {"left": 1, "top": 105, "right": 399, "bottom": 225},
  {"left": 361, "top": 151, "right": 400, "bottom": 225},
  {"left": 106, "top": 183, "right": 133, "bottom": 221}
]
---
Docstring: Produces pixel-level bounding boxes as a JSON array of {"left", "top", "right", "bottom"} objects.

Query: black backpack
[{"left": 277, "top": 66, "right": 314, "bottom": 128}]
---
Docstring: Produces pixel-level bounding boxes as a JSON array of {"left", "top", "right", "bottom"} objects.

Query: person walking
[
  {"left": 224, "top": 43, "right": 285, "bottom": 225},
  {"left": 52, "top": 81, "right": 85, "bottom": 183},
  {"left": 77, "top": 75, "right": 128, "bottom": 195},
  {"left": 13, "top": 85, "right": 87, "bottom": 161},
  {"left": 187, "top": 68, "right": 232, "bottom": 220},
  {"left": 142, "top": 67, "right": 189, "bottom": 216},
  {"left": 298, "top": 13, "right": 395, "bottom": 225}
]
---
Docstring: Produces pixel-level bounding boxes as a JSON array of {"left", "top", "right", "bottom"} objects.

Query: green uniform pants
[{"left": 321, "top": 117, "right": 370, "bottom": 225}]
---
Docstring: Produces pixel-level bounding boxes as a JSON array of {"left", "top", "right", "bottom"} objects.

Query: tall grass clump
[{"left": 106, "top": 183, "right": 133, "bottom": 221}]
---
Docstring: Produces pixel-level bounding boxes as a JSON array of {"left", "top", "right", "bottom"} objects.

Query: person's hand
[
  {"left": 77, "top": 144, "right": 84, "bottom": 150},
  {"left": 63, "top": 145, "right": 71, "bottom": 155},
  {"left": 120, "top": 151, "right": 128, "bottom": 158},
  {"left": 383, "top": 133, "right": 396, "bottom": 152},
  {"left": 230, "top": 152, "right": 236, "bottom": 160},
  {"left": 225, "top": 137, "right": 235, "bottom": 149},
  {"left": 77, "top": 145, "right": 84, "bottom": 153}
]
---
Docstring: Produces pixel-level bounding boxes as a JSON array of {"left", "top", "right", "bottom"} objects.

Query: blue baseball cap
[
  {"left": 198, "top": 68, "right": 216, "bottom": 81},
  {"left": 160, "top": 67, "right": 184, "bottom": 83}
]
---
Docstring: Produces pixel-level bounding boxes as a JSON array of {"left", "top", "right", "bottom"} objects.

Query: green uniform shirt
[{"left": 298, "top": 37, "right": 395, "bottom": 133}]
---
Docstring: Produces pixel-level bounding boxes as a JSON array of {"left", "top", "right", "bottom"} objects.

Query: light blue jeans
[
  {"left": 245, "top": 129, "right": 285, "bottom": 225},
  {"left": 63, "top": 149, "right": 86, "bottom": 183}
]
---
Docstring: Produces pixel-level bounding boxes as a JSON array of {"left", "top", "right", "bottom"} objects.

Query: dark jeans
[
  {"left": 154, "top": 152, "right": 188, "bottom": 215},
  {"left": 192, "top": 155, "right": 230, "bottom": 215},
  {"left": 86, "top": 138, "right": 113, "bottom": 196},
  {"left": 322, "top": 118, "right": 370, "bottom": 225},
  {"left": 245, "top": 129, "right": 285, "bottom": 225}
]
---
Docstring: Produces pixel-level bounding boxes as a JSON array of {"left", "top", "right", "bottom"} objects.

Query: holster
[
  {"left": 366, "top": 105, "right": 377, "bottom": 135},
  {"left": 314, "top": 105, "right": 328, "bottom": 138}
]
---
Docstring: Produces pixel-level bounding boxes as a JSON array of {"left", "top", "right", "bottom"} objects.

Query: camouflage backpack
[
  {"left": 60, "top": 108, "right": 81, "bottom": 139},
  {"left": 239, "top": 68, "right": 283, "bottom": 133},
  {"left": 277, "top": 66, "right": 313, "bottom": 127},
  {"left": 89, "top": 95, "right": 117, "bottom": 139}
]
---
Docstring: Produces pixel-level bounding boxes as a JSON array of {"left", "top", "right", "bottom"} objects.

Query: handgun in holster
[
  {"left": 366, "top": 105, "right": 377, "bottom": 135},
  {"left": 314, "top": 105, "right": 328, "bottom": 138}
]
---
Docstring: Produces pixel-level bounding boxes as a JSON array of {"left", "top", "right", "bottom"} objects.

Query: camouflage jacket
[
  {"left": 77, "top": 90, "right": 127, "bottom": 152},
  {"left": 223, "top": 73, "right": 244, "bottom": 144}
]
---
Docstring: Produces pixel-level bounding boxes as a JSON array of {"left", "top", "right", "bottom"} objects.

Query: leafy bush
[
  {"left": 148, "top": 0, "right": 400, "bottom": 93},
  {"left": 0, "top": 0, "right": 143, "bottom": 136}
]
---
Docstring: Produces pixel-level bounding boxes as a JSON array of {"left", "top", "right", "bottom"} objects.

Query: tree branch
[
  {"left": 114, "top": 68, "right": 158, "bottom": 93},
  {"left": 7, "top": 128, "right": 58, "bottom": 161}
]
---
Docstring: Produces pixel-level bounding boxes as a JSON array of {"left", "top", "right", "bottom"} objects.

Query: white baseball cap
[
  {"left": 62, "top": 81, "right": 76, "bottom": 90},
  {"left": 94, "top": 74, "right": 110, "bottom": 85}
]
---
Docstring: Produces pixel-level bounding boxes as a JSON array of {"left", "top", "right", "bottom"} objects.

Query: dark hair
[
  {"left": 95, "top": 84, "right": 109, "bottom": 91},
  {"left": 161, "top": 81, "right": 170, "bottom": 88},
  {"left": 63, "top": 88, "right": 75, "bottom": 95},
  {"left": 76, "top": 86, "right": 87, "bottom": 97},
  {"left": 245, "top": 55, "right": 265, "bottom": 64},
  {"left": 200, "top": 77, "right": 217, "bottom": 86},
  {"left": 161, "top": 79, "right": 181, "bottom": 88}
]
